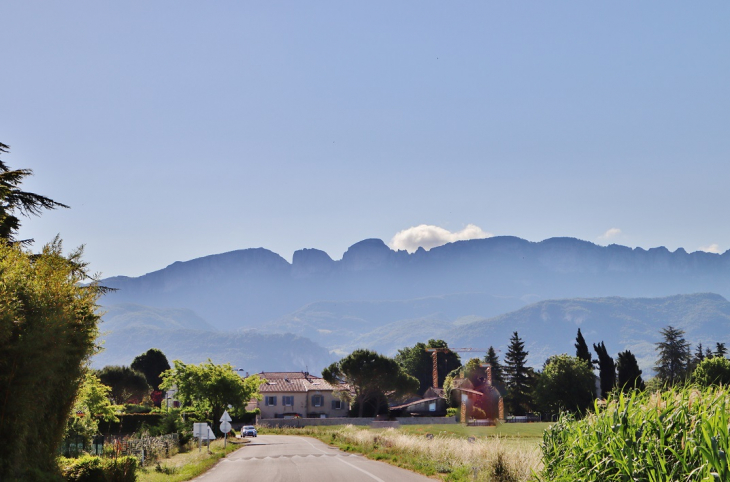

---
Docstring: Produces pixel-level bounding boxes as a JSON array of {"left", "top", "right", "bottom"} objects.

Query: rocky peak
[
  {"left": 340, "top": 238, "right": 394, "bottom": 271},
  {"left": 292, "top": 248, "right": 335, "bottom": 276}
]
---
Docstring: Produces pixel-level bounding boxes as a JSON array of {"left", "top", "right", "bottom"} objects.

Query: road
[{"left": 192, "top": 434, "right": 433, "bottom": 481}]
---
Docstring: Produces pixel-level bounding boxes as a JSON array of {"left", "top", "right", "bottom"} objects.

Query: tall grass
[
  {"left": 540, "top": 386, "right": 730, "bottom": 481},
  {"left": 263, "top": 425, "right": 542, "bottom": 481}
]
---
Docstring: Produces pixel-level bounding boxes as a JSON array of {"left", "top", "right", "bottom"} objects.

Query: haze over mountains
[{"left": 96, "top": 236, "right": 730, "bottom": 374}]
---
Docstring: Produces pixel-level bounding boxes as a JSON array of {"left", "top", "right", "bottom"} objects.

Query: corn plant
[{"left": 539, "top": 386, "right": 730, "bottom": 481}]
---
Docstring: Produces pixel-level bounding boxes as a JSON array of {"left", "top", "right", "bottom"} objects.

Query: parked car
[{"left": 241, "top": 425, "right": 257, "bottom": 437}]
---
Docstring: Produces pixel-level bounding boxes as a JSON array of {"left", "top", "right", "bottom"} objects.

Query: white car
[{"left": 241, "top": 425, "right": 257, "bottom": 437}]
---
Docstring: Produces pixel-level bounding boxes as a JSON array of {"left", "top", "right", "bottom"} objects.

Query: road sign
[
  {"left": 193, "top": 423, "right": 215, "bottom": 440},
  {"left": 220, "top": 410, "right": 232, "bottom": 423},
  {"left": 220, "top": 421, "right": 232, "bottom": 433}
]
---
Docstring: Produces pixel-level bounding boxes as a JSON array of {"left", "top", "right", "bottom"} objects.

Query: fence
[
  {"left": 109, "top": 433, "right": 180, "bottom": 466},
  {"left": 504, "top": 415, "right": 541, "bottom": 423}
]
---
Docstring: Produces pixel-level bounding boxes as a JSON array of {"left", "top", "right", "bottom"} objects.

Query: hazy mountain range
[{"left": 95, "top": 236, "right": 730, "bottom": 374}]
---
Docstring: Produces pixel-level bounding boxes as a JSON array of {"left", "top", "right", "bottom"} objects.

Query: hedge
[{"left": 59, "top": 455, "right": 137, "bottom": 482}]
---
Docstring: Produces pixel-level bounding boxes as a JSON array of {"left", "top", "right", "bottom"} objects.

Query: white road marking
[
  {"left": 335, "top": 456, "right": 387, "bottom": 482},
  {"left": 296, "top": 436, "right": 386, "bottom": 482}
]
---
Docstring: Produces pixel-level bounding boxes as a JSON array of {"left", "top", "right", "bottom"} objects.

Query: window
[
  {"left": 265, "top": 396, "right": 277, "bottom": 406},
  {"left": 429, "top": 402, "right": 436, "bottom": 412},
  {"left": 283, "top": 396, "right": 294, "bottom": 406},
  {"left": 331, "top": 400, "right": 343, "bottom": 410},
  {"left": 312, "top": 395, "right": 324, "bottom": 407}
]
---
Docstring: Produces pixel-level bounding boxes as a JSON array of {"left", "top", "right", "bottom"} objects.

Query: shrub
[
  {"left": 0, "top": 241, "right": 101, "bottom": 479},
  {"left": 446, "top": 407, "right": 459, "bottom": 417},
  {"left": 540, "top": 386, "right": 730, "bottom": 481},
  {"left": 693, "top": 357, "right": 730, "bottom": 387},
  {"left": 59, "top": 455, "right": 137, "bottom": 482}
]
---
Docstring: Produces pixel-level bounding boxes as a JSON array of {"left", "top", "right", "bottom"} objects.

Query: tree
[
  {"left": 0, "top": 142, "right": 68, "bottom": 242},
  {"left": 484, "top": 346, "right": 505, "bottom": 387},
  {"left": 504, "top": 331, "right": 533, "bottom": 416},
  {"left": 131, "top": 348, "right": 171, "bottom": 391},
  {"left": 593, "top": 342, "right": 616, "bottom": 398},
  {"left": 394, "top": 339, "right": 461, "bottom": 396},
  {"left": 616, "top": 350, "right": 645, "bottom": 392},
  {"left": 534, "top": 354, "right": 595, "bottom": 417},
  {"left": 323, "top": 349, "right": 419, "bottom": 418},
  {"left": 97, "top": 365, "right": 150, "bottom": 404},
  {"left": 715, "top": 342, "right": 727, "bottom": 359},
  {"left": 65, "top": 371, "right": 119, "bottom": 449},
  {"left": 693, "top": 357, "right": 730, "bottom": 387},
  {"left": 0, "top": 239, "right": 101, "bottom": 479},
  {"left": 161, "top": 359, "right": 262, "bottom": 435},
  {"left": 692, "top": 343, "right": 706, "bottom": 372},
  {"left": 574, "top": 329, "right": 592, "bottom": 365},
  {"left": 654, "top": 326, "right": 691, "bottom": 386}
]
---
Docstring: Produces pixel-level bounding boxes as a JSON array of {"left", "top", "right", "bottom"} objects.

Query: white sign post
[
  {"left": 193, "top": 423, "right": 206, "bottom": 453},
  {"left": 220, "top": 410, "right": 232, "bottom": 449}
]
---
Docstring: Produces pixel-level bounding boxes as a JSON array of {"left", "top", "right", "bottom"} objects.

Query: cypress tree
[
  {"left": 616, "top": 350, "right": 644, "bottom": 392},
  {"left": 593, "top": 342, "right": 616, "bottom": 398},
  {"left": 575, "top": 329, "right": 592, "bottom": 365}
]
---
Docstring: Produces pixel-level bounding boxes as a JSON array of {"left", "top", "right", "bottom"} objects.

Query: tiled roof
[
  {"left": 258, "top": 372, "right": 310, "bottom": 380},
  {"left": 257, "top": 373, "right": 339, "bottom": 393}
]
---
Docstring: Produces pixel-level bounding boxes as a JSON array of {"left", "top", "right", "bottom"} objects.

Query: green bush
[
  {"left": 446, "top": 407, "right": 459, "bottom": 417},
  {"left": 0, "top": 241, "right": 102, "bottom": 479},
  {"left": 59, "top": 455, "right": 137, "bottom": 482},
  {"left": 693, "top": 357, "right": 730, "bottom": 387},
  {"left": 123, "top": 403, "right": 152, "bottom": 414},
  {"left": 539, "top": 386, "right": 730, "bottom": 481}
]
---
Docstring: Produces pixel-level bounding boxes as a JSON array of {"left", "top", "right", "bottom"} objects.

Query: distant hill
[
  {"left": 100, "top": 304, "right": 215, "bottom": 332},
  {"left": 267, "top": 293, "right": 526, "bottom": 352},
  {"left": 93, "top": 304, "right": 335, "bottom": 374},
  {"left": 100, "top": 236, "right": 730, "bottom": 332},
  {"left": 445, "top": 293, "right": 730, "bottom": 374}
]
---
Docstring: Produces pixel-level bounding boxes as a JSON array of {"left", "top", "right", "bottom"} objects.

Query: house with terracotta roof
[{"left": 254, "top": 372, "right": 349, "bottom": 419}]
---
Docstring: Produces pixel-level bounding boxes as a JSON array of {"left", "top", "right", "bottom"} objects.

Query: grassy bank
[
  {"left": 260, "top": 424, "right": 544, "bottom": 481},
  {"left": 137, "top": 437, "right": 245, "bottom": 482}
]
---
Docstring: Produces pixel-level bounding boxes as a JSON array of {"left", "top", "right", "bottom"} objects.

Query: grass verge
[
  {"left": 260, "top": 424, "right": 543, "bottom": 481},
  {"left": 137, "top": 437, "right": 246, "bottom": 482}
]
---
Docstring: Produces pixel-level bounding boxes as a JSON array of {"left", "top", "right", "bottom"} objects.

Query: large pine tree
[
  {"left": 0, "top": 142, "right": 68, "bottom": 242},
  {"left": 484, "top": 346, "right": 505, "bottom": 387},
  {"left": 654, "top": 325, "right": 691, "bottom": 386},
  {"left": 504, "top": 331, "right": 532, "bottom": 416}
]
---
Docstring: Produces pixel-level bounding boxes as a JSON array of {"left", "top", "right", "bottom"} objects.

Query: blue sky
[{"left": 2, "top": 2, "right": 729, "bottom": 277}]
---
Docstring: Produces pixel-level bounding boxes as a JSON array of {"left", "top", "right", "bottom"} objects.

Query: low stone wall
[
  {"left": 258, "top": 416, "right": 457, "bottom": 428},
  {"left": 258, "top": 418, "right": 373, "bottom": 427},
  {"left": 397, "top": 416, "right": 457, "bottom": 425}
]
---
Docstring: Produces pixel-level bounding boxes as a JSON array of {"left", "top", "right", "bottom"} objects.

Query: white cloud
[
  {"left": 389, "top": 224, "right": 493, "bottom": 253},
  {"left": 699, "top": 243, "right": 722, "bottom": 254},
  {"left": 598, "top": 228, "right": 622, "bottom": 240}
]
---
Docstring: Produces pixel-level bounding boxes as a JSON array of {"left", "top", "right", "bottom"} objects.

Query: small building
[
  {"left": 254, "top": 372, "right": 349, "bottom": 419},
  {"left": 389, "top": 387, "right": 448, "bottom": 417}
]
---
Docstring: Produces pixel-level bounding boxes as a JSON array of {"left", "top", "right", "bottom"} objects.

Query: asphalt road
[{"left": 192, "top": 434, "right": 433, "bottom": 481}]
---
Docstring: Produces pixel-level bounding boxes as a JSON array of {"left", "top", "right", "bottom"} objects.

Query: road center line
[{"left": 295, "top": 436, "right": 386, "bottom": 482}]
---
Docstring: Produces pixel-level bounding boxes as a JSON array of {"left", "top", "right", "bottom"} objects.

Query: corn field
[{"left": 540, "top": 386, "right": 730, "bottom": 481}]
